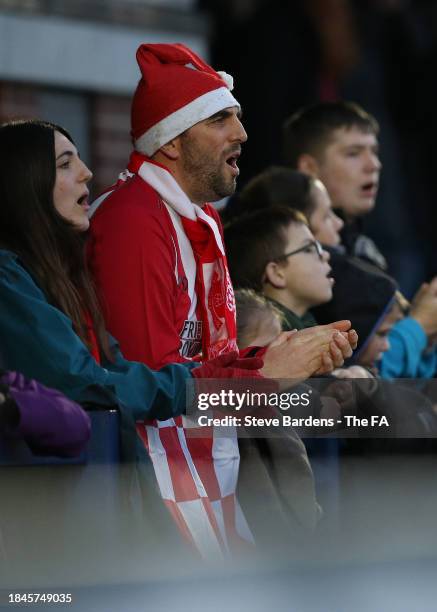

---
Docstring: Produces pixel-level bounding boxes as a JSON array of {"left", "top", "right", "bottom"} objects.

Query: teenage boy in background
[{"left": 283, "top": 101, "right": 386, "bottom": 270}]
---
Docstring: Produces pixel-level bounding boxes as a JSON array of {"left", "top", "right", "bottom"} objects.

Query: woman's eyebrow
[{"left": 56, "top": 150, "right": 74, "bottom": 161}]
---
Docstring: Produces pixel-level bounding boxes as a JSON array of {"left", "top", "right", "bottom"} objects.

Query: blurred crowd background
[{"left": 0, "top": 0, "right": 436, "bottom": 294}]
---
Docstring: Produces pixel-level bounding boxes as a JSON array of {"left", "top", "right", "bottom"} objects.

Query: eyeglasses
[{"left": 276, "top": 240, "right": 324, "bottom": 262}]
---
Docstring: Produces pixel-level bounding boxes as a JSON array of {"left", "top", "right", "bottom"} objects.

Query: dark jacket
[
  {"left": 337, "top": 212, "right": 388, "bottom": 272},
  {"left": 312, "top": 250, "right": 397, "bottom": 363},
  {"left": 312, "top": 250, "right": 437, "bottom": 445}
]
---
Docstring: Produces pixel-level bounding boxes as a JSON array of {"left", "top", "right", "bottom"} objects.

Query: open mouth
[
  {"left": 77, "top": 193, "right": 89, "bottom": 207},
  {"left": 225, "top": 150, "right": 240, "bottom": 175},
  {"left": 360, "top": 181, "right": 377, "bottom": 198}
]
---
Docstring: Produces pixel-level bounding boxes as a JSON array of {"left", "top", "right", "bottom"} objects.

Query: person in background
[
  {"left": 283, "top": 101, "right": 385, "bottom": 270},
  {"left": 225, "top": 207, "right": 334, "bottom": 331},
  {"left": 313, "top": 252, "right": 437, "bottom": 436},
  {"left": 234, "top": 289, "right": 283, "bottom": 349},
  {"left": 226, "top": 209, "right": 347, "bottom": 519},
  {"left": 233, "top": 288, "right": 323, "bottom": 546},
  {"left": 379, "top": 283, "right": 437, "bottom": 379},
  {"left": 223, "top": 166, "right": 344, "bottom": 248},
  {"left": 313, "top": 252, "right": 398, "bottom": 375}
]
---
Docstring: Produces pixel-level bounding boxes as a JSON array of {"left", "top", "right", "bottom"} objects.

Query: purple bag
[{"left": 0, "top": 371, "right": 91, "bottom": 457}]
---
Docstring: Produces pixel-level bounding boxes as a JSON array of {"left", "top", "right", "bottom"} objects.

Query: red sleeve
[{"left": 88, "top": 178, "right": 191, "bottom": 369}]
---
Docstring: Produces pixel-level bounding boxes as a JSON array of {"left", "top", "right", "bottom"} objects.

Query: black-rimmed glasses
[{"left": 276, "top": 240, "right": 324, "bottom": 262}]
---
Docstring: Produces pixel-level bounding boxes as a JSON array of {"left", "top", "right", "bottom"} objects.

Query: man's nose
[{"left": 233, "top": 116, "right": 248, "bottom": 143}]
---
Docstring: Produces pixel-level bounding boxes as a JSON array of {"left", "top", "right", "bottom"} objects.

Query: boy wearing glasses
[
  {"left": 225, "top": 207, "right": 341, "bottom": 517},
  {"left": 225, "top": 206, "right": 334, "bottom": 332}
]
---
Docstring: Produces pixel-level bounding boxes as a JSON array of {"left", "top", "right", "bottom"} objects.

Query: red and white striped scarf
[
  {"left": 127, "top": 152, "right": 238, "bottom": 360},
  {"left": 91, "top": 153, "right": 253, "bottom": 558}
]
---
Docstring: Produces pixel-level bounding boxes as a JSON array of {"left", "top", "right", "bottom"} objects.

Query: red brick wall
[
  {"left": 91, "top": 94, "right": 131, "bottom": 196},
  {"left": 0, "top": 82, "right": 40, "bottom": 122}
]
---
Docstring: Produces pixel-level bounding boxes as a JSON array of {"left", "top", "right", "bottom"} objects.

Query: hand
[
  {"left": 314, "top": 331, "right": 351, "bottom": 374},
  {"left": 192, "top": 351, "right": 263, "bottom": 379},
  {"left": 329, "top": 320, "right": 358, "bottom": 351},
  {"left": 305, "top": 321, "right": 357, "bottom": 374},
  {"left": 268, "top": 329, "right": 298, "bottom": 347},
  {"left": 261, "top": 321, "right": 357, "bottom": 381},
  {"left": 410, "top": 277, "right": 437, "bottom": 338}
]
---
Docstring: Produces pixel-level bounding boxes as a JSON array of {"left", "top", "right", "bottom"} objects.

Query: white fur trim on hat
[
  {"left": 134, "top": 86, "right": 239, "bottom": 156},
  {"left": 217, "top": 71, "right": 234, "bottom": 90}
]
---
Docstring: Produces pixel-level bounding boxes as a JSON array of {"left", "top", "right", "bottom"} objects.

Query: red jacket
[{"left": 88, "top": 174, "right": 218, "bottom": 367}]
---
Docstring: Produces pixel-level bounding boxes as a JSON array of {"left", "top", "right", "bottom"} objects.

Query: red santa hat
[{"left": 131, "top": 43, "right": 239, "bottom": 156}]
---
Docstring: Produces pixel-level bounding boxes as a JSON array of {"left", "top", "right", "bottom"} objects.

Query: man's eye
[{"left": 303, "top": 245, "right": 314, "bottom": 253}]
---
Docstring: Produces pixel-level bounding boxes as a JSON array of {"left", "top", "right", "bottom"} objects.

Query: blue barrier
[{"left": 305, "top": 438, "right": 340, "bottom": 524}]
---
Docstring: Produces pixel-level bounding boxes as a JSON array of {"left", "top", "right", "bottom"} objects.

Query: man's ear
[
  {"left": 297, "top": 153, "right": 320, "bottom": 178},
  {"left": 158, "top": 138, "right": 180, "bottom": 161},
  {"left": 264, "top": 261, "right": 287, "bottom": 289}
]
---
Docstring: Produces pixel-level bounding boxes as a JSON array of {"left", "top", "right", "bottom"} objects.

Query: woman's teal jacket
[{"left": 0, "top": 249, "right": 197, "bottom": 460}]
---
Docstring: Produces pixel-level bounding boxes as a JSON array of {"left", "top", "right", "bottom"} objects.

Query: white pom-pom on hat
[{"left": 217, "top": 71, "right": 234, "bottom": 91}]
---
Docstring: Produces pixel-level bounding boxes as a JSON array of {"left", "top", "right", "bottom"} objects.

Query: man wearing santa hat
[{"left": 87, "top": 43, "right": 356, "bottom": 556}]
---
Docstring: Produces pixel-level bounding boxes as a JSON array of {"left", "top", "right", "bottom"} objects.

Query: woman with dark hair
[
  {"left": 223, "top": 166, "right": 344, "bottom": 247},
  {"left": 0, "top": 119, "right": 267, "bottom": 557}
]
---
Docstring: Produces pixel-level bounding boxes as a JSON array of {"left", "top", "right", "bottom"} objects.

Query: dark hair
[
  {"left": 283, "top": 101, "right": 379, "bottom": 168},
  {"left": 223, "top": 166, "right": 317, "bottom": 225},
  {"left": 224, "top": 206, "right": 307, "bottom": 292},
  {"left": 234, "top": 288, "right": 283, "bottom": 349},
  {"left": 0, "top": 119, "right": 112, "bottom": 360}
]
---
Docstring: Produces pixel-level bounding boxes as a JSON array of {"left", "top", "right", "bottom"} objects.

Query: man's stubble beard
[{"left": 180, "top": 135, "right": 237, "bottom": 204}]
